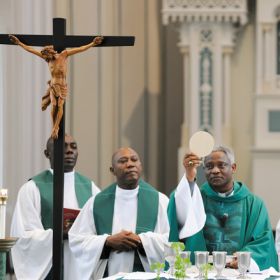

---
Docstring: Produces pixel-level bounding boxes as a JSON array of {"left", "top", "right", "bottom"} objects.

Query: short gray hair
[{"left": 203, "top": 145, "right": 235, "bottom": 165}]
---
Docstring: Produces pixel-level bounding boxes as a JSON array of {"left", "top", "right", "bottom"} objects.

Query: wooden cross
[{"left": 0, "top": 18, "right": 135, "bottom": 279}]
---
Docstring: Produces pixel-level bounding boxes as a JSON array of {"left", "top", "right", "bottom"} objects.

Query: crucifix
[{"left": 0, "top": 17, "right": 135, "bottom": 279}]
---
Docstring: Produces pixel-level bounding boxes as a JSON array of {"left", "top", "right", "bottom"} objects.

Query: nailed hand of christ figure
[{"left": 9, "top": 34, "right": 103, "bottom": 139}]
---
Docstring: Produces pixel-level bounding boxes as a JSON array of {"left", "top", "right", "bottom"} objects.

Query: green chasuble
[
  {"left": 168, "top": 181, "right": 278, "bottom": 270},
  {"left": 32, "top": 170, "right": 92, "bottom": 229},
  {"left": 93, "top": 179, "right": 159, "bottom": 272}
]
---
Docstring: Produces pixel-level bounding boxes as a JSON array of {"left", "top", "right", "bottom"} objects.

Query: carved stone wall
[
  {"left": 162, "top": 0, "right": 248, "bottom": 178},
  {"left": 253, "top": 0, "right": 280, "bottom": 228}
]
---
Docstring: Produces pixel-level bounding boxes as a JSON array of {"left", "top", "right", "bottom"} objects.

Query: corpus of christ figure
[{"left": 9, "top": 34, "right": 103, "bottom": 139}]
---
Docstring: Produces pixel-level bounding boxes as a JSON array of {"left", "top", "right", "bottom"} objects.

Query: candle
[{"left": 0, "top": 188, "right": 8, "bottom": 239}]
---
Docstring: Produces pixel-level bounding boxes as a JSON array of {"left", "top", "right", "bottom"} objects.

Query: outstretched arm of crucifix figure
[
  {"left": 9, "top": 34, "right": 44, "bottom": 59},
  {"left": 66, "top": 36, "right": 103, "bottom": 56}
]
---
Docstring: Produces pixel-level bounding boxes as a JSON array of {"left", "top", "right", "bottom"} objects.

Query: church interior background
[{"left": 0, "top": 0, "right": 280, "bottom": 239}]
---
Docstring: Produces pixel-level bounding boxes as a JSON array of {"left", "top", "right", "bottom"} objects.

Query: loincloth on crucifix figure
[
  {"left": 41, "top": 81, "right": 68, "bottom": 138},
  {"left": 9, "top": 34, "right": 103, "bottom": 138}
]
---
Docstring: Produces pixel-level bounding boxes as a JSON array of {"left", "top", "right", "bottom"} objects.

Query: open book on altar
[{"left": 63, "top": 208, "right": 80, "bottom": 231}]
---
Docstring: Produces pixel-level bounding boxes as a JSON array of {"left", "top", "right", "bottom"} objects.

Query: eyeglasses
[{"left": 203, "top": 162, "right": 230, "bottom": 171}]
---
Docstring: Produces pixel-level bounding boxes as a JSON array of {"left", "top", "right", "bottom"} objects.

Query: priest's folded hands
[
  {"left": 105, "top": 230, "right": 142, "bottom": 253},
  {"left": 226, "top": 255, "right": 238, "bottom": 269},
  {"left": 68, "top": 147, "right": 170, "bottom": 279}
]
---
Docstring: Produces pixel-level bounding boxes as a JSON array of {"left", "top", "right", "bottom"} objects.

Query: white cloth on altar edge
[
  {"left": 102, "top": 267, "right": 280, "bottom": 280},
  {"left": 69, "top": 185, "right": 170, "bottom": 280},
  {"left": 10, "top": 169, "right": 99, "bottom": 280}
]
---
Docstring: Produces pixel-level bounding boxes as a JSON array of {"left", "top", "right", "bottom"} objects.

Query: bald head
[
  {"left": 110, "top": 147, "right": 142, "bottom": 189},
  {"left": 111, "top": 147, "right": 139, "bottom": 164}
]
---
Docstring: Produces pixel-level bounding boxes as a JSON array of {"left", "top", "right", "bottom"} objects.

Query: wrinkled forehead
[
  {"left": 47, "top": 135, "right": 77, "bottom": 151},
  {"left": 112, "top": 148, "right": 139, "bottom": 163},
  {"left": 204, "top": 151, "right": 229, "bottom": 163},
  {"left": 65, "top": 134, "right": 76, "bottom": 145}
]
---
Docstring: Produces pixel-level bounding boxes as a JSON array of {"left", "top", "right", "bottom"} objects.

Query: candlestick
[{"left": 0, "top": 189, "right": 8, "bottom": 239}]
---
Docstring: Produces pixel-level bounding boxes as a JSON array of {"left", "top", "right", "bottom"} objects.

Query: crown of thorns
[{"left": 41, "top": 45, "right": 56, "bottom": 55}]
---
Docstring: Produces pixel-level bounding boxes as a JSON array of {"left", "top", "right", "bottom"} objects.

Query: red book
[{"left": 63, "top": 208, "right": 80, "bottom": 231}]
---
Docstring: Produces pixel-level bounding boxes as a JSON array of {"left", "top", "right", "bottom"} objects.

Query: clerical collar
[
  {"left": 217, "top": 188, "right": 234, "bottom": 197},
  {"left": 116, "top": 184, "right": 139, "bottom": 190},
  {"left": 115, "top": 185, "right": 139, "bottom": 202},
  {"left": 49, "top": 168, "right": 75, "bottom": 176}
]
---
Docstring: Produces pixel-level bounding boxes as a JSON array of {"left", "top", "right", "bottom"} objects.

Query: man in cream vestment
[
  {"left": 11, "top": 134, "right": 100, "bottom": 280},
  {"left": 69, "top": 147, "right": 170, "bottom": 279}
]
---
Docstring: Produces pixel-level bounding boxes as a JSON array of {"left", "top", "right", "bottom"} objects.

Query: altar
[{"left": 102, "top": 266, "right": 280, "bottom": 280}]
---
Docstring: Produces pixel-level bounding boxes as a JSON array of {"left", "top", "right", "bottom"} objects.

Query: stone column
[
  {"left": 222, "top": 46, "right": 233, "bottom": 144},
  {"left": 262, "top": 23, "right": 273, "bottom": 92},
  {"left": 178, "top": 45, "right": 190, "bottom": 177}
]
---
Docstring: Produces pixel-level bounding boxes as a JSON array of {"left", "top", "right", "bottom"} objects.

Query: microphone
[{"left": 219, "top": 213, "right": 229, "bottom": 227}]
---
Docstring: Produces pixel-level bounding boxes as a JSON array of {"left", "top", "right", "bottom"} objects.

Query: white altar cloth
[{"left": 101, "top": 266, "right": 280, "bottom": 280}]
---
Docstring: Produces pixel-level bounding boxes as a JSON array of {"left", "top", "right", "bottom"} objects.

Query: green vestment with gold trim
[{"left": 168, "top": 181, "right": 278, "bottom": 270}]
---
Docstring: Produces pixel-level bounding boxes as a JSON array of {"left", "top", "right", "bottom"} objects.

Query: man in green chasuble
[
  {"left": 69, "top": 147, "right": 170, "bottom": 279},
  {"left": 276, "top": 219, "right": 280, "bottom": 269},
  {"left": 168, "top": 145, "right": 278, "bottom": 271},
  {"left": 10, "top": 134, "right": 100, "bottom": 280}
]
